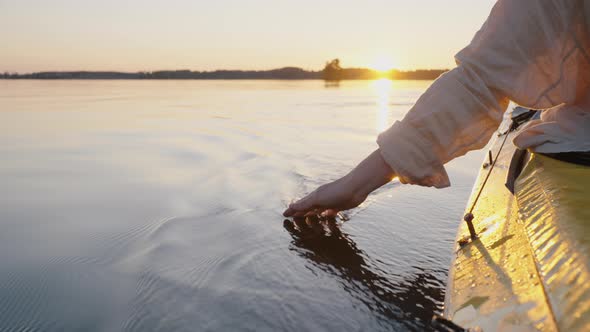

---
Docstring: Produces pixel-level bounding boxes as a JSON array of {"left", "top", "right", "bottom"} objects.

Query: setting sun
[{"left": 369, "top": 56, "right": 397, "bottom": 72}]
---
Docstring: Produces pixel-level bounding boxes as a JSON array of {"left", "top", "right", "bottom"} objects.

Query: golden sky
[{"left": 0, "top": 0, "right": 496, "bottom": 73}]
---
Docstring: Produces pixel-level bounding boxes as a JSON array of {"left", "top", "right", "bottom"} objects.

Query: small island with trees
[{"left": 1, "top": 59, "right": 447, "bottom": 81}]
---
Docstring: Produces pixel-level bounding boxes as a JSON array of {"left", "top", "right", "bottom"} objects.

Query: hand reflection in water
[{"left": 283, "top": 216, "right": 444, "bottom": 331}]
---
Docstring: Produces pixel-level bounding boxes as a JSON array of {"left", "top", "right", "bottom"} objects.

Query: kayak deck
[{"left": 444, "top": 130, "right": 558, "bottom": 331}]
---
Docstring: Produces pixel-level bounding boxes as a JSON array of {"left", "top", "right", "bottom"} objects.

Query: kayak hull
[{"left": 444, "top": 114, "right": 590, "bottom": 331}]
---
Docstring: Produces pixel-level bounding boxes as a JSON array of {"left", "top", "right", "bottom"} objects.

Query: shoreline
[
  {"left": 0, "top": 77, "right": 438, "bottom": 81},
  {"left": 0, "top": 68, "right": 448, "bottom": 81}
]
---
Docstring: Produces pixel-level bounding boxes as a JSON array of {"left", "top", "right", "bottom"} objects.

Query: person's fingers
[
  {"left": 283, "top": 192, "right": 318, "bottom": 217},
  {"left": 282, "top": 207, "right": 295, "bottom": 217},
  {"left": 283, "top": 204, "right": 306, "bottom": 217},
  {"left": 321, "top": 209, "right": 339, "bottom": 217},
  {"left": 292, "top": 193, "right": 316, "bottom": 211},
  {"left": 304, "top": 208, "right": 323, "bottom": 217},
  {"left": 292, "top": 210, "right": 308, "bottom": 217}
]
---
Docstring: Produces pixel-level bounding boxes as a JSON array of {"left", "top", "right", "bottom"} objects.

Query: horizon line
[{"left": 1, "top": 66, "right": 451, "bottom": 75}]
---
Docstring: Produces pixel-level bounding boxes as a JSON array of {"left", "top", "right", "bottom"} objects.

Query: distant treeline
[{"left": 1, "top": 62, "right": 447, "bottom": 81}]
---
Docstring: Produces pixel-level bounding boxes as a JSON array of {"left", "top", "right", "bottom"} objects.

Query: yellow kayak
[{"left": 441, "top": 108, "right": 590, "bottom": 331}]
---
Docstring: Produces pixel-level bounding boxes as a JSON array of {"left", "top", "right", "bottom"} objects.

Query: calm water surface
[{"left": 0, "top": 80, "right": 486, "bottom": 331}]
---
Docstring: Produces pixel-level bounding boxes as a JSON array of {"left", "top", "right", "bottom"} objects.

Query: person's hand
[
  {"left": 283, "top": 150, "right": 396, "bottom": 218},
  {"left": 282, "top": 176, "right": 367, "bottom": 218}
]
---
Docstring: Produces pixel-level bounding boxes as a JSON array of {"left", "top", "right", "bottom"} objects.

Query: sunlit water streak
[
  {"left": 0, "top": 80, "right": 487, "bottom": 331},
  {"left": 373, "top": 78, "right": 393, "bottom": 133}
]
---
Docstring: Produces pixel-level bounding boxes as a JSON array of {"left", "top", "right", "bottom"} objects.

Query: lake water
[{"left": 0, "top": 80, "right": 486, "bottom": 331}]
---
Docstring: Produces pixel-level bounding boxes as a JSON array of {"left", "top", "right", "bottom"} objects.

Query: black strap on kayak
[
  {"left": 505, "top": 148, "right": 528, "bottom": 194},
  {"left": 541, "top": 151, "right": 590, "bottom": 166},
  {"left": 461, "top": 108, "right": 538, "bottom": 242},
  {"left": 504, "top": 109, "right": 540, "bottom": 194}
]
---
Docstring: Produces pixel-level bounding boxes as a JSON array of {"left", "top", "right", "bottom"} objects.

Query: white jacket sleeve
[{"left": 377, "top": 0, "right": 589, "bottom": 188}]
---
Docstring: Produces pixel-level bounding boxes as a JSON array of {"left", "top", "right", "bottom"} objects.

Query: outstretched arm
[
  {"left": 283, "top": 150, "right": 395, "bottom": 217},
  {"left": 285, "top": 0, "right": 585, "bottom": 217}
]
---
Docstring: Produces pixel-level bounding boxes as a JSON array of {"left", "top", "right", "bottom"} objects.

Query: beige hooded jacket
[{"left": 377, "top": 0, "right": 590, "bottom": 188}]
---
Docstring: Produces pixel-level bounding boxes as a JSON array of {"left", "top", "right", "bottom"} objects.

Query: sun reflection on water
[{"left": 371, "top": 78, "right": 393, "bottom": 133}]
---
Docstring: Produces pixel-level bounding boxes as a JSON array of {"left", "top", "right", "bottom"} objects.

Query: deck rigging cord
[
  {"left": 462, "top": 131, "right": 510, "bottom": 240},
  {"left": 461, "top": 108, "right": 536, "bottom": 241}
]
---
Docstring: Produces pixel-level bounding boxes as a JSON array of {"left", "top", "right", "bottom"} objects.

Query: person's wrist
[
  {"left": 341, "top": 171, "right": 369, "bottom": 203},
  {"left": 337, "top": 173, "right": 359, "bottom": 200},
  {"left": 352, "top": 151, "right": 394, "bottom": 197}
]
